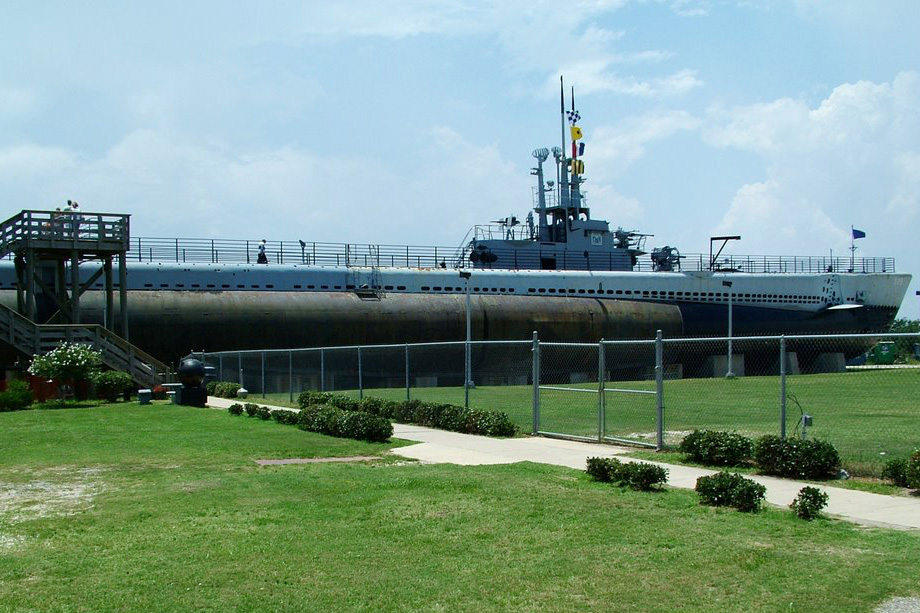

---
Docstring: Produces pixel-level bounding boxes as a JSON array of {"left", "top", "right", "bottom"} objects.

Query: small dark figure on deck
[{"left": 257, "top": 239, "right": 268, "bottom": 264}]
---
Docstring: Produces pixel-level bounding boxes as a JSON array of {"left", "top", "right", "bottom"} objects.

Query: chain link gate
[
  {"left": 601, "top": 336, "right": 662, "bottom": 448},
  {"left": 533, "top": 333, "right": 664, "bottom": 448}
]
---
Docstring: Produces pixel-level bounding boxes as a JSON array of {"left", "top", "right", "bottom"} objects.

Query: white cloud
[
  {"left": 0, "top": 125, "right": 533, "bottom": 248},
  {"left": 885, "top": 151, "right": 920, "bottom": 224},
  {"left": 670, "top": 0, "right": 710, "bottom": 17},
  {"left": 590, "top": 110, "right": 702, "bottom": 174},
  {"left": 706, "top": 71, "right": 920, "bottom": 305},
  {"left": 586, "top": 184, "right": 645, "bottom": 227}
]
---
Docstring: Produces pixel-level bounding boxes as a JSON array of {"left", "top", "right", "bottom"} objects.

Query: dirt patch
[
  {"left": 0, "top": 467, "right": 103, "bottom": 552},
  {"left": 255, "top": 456, "right": 381, "bottom": 466},
  {"left": 875, "top": 597, "right": 920, "bottom": 613},
  {"left": 0, "top": 477, "right": 101, "bottom": 523},
  {"left": 0, "top": 534, "right": 26, "bottom": 551}
]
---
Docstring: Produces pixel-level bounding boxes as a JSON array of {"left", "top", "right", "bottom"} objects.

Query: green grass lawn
[
  {"left": 257, "top": 368, "right": 918, "bottom": 476},
  {"left": 2, "top": 402, "right": 919, "bottom": 612}
]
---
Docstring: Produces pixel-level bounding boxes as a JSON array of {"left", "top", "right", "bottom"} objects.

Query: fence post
[
  {"left": 405, "top": 344, "right": 410, "bottom": 402},
  {"left": 320, "top": 349, "right": 325, "bottom": 392},
  {"left": 358, "top": 346, "right": 363, "bottom": 400},
  {"left": 288, "top": 350, "right": 293, "bottom": 404},
  {"left": 780, "top": 335, "right": 787, "bottom": 439},
  {"left": 219, "top": 354, "right": 223, "bottom": 381},
  {"left": 598, "top": 339, "right": 605, "bottom": 442},
  {"left": 464, "top": 338, "right": 470, "bottom": 409},
  {"left": 655, "top": 330, "right": 664, "bottom": 451},
  {"left": 238, "top": 352, "right": 243, "bottom": 387},
  {"left": 261, "top": 351, "right": 266, "bottom": 398},
  {"left": 532, "top": 331, "right": 540, "bottom": 435}
]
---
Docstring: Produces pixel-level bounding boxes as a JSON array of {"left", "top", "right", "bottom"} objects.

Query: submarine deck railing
[{"left": 114, "top": 236, "right": 897, "bottom": 275}]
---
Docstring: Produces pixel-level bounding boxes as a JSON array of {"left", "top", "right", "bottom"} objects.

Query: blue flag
[{"left": 852, "top": 228, "right": 866, "bottom": 239}]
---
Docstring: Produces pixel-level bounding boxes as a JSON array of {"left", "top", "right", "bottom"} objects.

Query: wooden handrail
[{"left": 0, "top": 303, "right": 168, "bottom": 388}]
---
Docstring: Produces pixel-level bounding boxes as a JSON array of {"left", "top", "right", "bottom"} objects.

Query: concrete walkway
[{"left": 207, "top": 397, "right": 920, "bottom": 530}]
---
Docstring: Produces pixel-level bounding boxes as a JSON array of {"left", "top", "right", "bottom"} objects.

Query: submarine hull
[{"left": 2, "top": 290, "right": 684, "bottom": 361}]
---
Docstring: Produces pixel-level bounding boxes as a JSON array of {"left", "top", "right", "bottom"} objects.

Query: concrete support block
[
  {"left": 810, "top": 352, "right": 846, "bottom": 374},
  {"left": 702, "top": 354, "right": 745, "bottom": 378}
]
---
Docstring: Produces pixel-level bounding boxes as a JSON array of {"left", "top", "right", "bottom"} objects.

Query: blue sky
[{"left": 2, "top": 0, "right": 919, "bottom": 316}]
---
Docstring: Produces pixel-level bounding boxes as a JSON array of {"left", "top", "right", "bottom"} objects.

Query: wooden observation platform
[{"left": 0, "top": 209, "right": 131, "bottom": 339}]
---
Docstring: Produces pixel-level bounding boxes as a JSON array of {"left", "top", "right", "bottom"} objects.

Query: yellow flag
[{"left": 570, "top": 125, "right": 583, "bottom": 141}]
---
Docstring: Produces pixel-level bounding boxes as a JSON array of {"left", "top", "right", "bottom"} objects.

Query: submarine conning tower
[{"left": 468, "top": 79, "right": 649, "bottom": 272}]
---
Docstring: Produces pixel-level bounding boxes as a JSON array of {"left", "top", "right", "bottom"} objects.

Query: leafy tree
[{"left": 886, "top": 318, "right": 920, "bottom": 362}]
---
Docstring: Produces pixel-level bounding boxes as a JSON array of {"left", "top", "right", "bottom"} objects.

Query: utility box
[{"left": 867, "top": 341, "right": 896, "bottom": 365}]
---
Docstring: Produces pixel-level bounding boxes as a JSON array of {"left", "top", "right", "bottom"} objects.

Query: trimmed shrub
[
  {"left": 297, "top": 404, "right": 392, "bottom": 442},
  {"left": 227, "top": 403, "right": 244, "bottom": 416},
  {"left": 206, "top": 380, "right": 219, "bottom": 395},
  {"left": 90, "top": 370, "right": 134, "bottom": 402},
  {"left": 731, "top": 479, "right": 767, "bottom": 513},
  {"left": 790, "top": 486, "right": 829, "bottom": 520},
  {"left": 272, "top": 409, "right": 299, "bottom": 425},
  {"left": 906, "top": 451, "right": 920, "bottom": 489},
  {"left": 754, "top": 435, "right": 840, "bottom": 480},
  {"left": 255, "top": 406, "right": 272, "bottom": 420},
  {"left": 391, "top": 399, "right": 422, "bottom": 423},
  {"left": 696, "top": 471, "right": 744, "bottom": 507},
  {"left": 0, "top": 380, "right": 33, "bottom": 412},
  {"left": 295, "top": 392, "right": 518, "bottom": 438},
  {"left": 695, "top": 471, "right": 766, "bottom": 512},
  {"left": 357, "top": 396, "right": 385, "bottom": 416},
  {"left": 244, "top": 403, "right": 260, "bottom": 417},
  {"left": 881, "top": 458, "right": 909, "bottom": 488},
  {"left": 586, "top": 458, "right": 668, "bottom": 491},
  {"left": 465, "top": 409, "right": 517, "bottom": 437},
  {"left": 327, "top": 394, "right": 359, "bottom": 412},
  {"left": 620, "top": 462, "right": 669, "bottom": 491},
  {"left": 212, "top": 381, "right": 241, "bottom": 399},
  {"left": 297, "top": 390, "right": 334, "bottom": 409},
  {"left": 678, "top": 430, "right": 753, "bottom": 466},
  {"left": 586, "top": 457, "right": 622, "bottom": 482}
]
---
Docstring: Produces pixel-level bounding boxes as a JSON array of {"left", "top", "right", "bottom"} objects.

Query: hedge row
[
  {"left": 297, "top": 391, "right": 517, "bottom": 438},
  {"left": 753, "top": 435, "right": 840, "bottom": 480},
  {"left": 585, "top": 457, "right": 668, "bottom": 491},
  {"left": 207, "top": 381, "right": 242, "bottom": 398},
  {"left": 298, "top": 405, "right": 393, "bottom": 442},
  {"left": 228, "top": 402, "right": 392, "bottom": 442},
  {"left": 678, "top": 430, "right": 841, "bottom": 480}
]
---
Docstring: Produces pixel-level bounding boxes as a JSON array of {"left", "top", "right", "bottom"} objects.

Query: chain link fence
[{"left": 199, "top": 332, "right": 920, "bottom": 476}]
